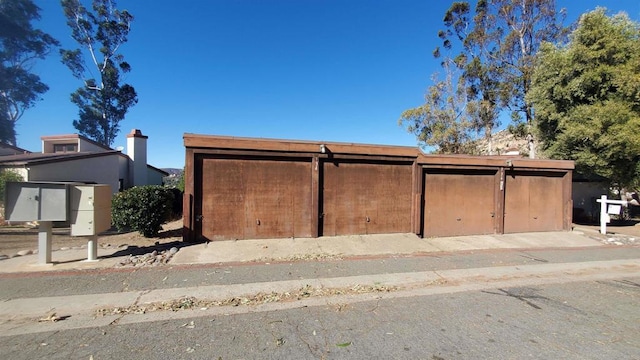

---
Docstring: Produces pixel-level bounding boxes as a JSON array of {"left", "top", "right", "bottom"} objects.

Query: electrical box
[
  {"left": 5, "top": 182, "right": 70, "bottom": 221},
  {"left": 70, "top": 184, "right": 112, "bottom": 236}
]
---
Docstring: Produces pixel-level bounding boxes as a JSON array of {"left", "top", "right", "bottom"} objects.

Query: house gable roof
[
  {"left": 148, "top": 164, "right": 170, "bottom": 176},
  {"left": 0, "top": 151, "right": 120, "bottom": 166},
  {"left": 0, "top": 142, "right": 31, "bottom": 155}
]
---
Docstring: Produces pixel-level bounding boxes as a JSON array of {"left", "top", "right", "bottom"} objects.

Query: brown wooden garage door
[
  {"left": 197, "top": 156, "right": 312, "bottom": 240},
  {"left": 321, "top": 160, "right": 412, "bottom": 236},
  {"left": 504, "top": 171, "right": 565, "bottom": 233},
  {"left": 423, "top": 169, "right": 497, "bottom": 237}
]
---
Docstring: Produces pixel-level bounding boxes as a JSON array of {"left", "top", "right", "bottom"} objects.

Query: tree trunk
[{"left": 527, "top": 133, "right": 535, "bottom": 159}]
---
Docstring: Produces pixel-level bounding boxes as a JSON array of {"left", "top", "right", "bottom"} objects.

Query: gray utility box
[
  {"left": 5, "top": 182, "right": 70, "bottom": 221},
  {"left": 70, "top": 184, "right": 112, "bottom": 236},
  {"left": 5, "top": 182, "right": 112, "bottom": 236},
  {"left": 5, "top": 182, "right": 112, "bottom": 264}
]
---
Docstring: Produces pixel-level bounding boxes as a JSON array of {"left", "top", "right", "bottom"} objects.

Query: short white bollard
[{"left": 85, "top": 236, "right": 99, "bottom": 262}]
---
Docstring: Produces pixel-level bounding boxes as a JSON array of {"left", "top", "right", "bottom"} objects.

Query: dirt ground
[
  {"left": 576, "top": 219, "right": 640, "bottom": 237},
  {"left": 0, "top": 219, "right": 183, "bottom": 257}
]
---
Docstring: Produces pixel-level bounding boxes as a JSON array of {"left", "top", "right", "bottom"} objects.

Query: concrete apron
[
  {"left": 170, "top": 231, "right": 602, "bottom": 265},
  {"left": 0, "top": 230, "right": 602, "bottom": 273}
]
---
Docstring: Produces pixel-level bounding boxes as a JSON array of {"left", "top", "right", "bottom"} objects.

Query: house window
[{"left": 53, "top": 143, "right": 77, "bottom": 153}]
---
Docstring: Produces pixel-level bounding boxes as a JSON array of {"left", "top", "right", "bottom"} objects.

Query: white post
[
  {"left": 86, "top": 236, "right": 98, "bottom": 262},
  {"left": 38, "top": 221, "right": 53, "bottom": 265},
  {"left": 599, "top": 195, "right": 608, "bottom": 234},
  {"left": 596, "top": 195, "right": 629, "bottom": 235}
]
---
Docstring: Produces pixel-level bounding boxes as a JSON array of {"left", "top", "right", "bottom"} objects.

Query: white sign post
[{"left": 596, "top": 195, "right": 627, "bottom": 234}]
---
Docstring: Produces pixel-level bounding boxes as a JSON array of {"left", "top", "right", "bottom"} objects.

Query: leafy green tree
[
  {"left": 436, "top": 1, "right": 501, "bottom": 154},
  {"left": 60, "top": 0, "right": 137, "bottom": 147},
  {"left": 0, "top": 0, "right": 59, "bottom": 145},
  {"left": 415, "top": 0, "right": 566, "bottom": 157},
  {"left": 529, "top": 8, "right": 640, "bottom": 189},
  {"left": 399, "top": 58, "right": 477, "bottom": 154}
]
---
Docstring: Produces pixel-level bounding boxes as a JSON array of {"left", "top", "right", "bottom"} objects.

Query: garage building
[{"left": 183, "top": 134, "right": 573, "bottom": 242}]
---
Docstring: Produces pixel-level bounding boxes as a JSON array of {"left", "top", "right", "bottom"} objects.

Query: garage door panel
[
  {"left": 322, "top": 161, "right": 412, "bottom": 236},
  {"left": 323, "top": 163, "right": 366, "bottom": 235},
  {"left": 503, "top": 173, "right": 530, "bottom": 233},
  {"left": 423, "top": 170, "right": 497, "bottom": 237},
  {"left": 201, "top": 159, "right": 245, "bottom": 240},
  {"left": 244, "top": 161, "right": 298, "bottom": 239},
  {"left": 463, "top": 175, "right": 496, "bottom": 231},
  {"left": 504, "top": 171, "right": 564, "bottom": 233},
  {"left": 199, "top": 157, "right": 312, "bottom": 240},
  {"left": 531, "top": 176, "right": 562, "bottom": 230}
]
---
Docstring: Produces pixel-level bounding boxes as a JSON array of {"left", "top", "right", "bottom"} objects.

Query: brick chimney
[{"left": 127, "top": 129, "right": 148, "bottom": 186}]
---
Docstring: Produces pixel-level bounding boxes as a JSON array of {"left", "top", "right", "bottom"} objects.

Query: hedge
[{"left": 111, "top": 185, "right": 174, "bottom": 237}]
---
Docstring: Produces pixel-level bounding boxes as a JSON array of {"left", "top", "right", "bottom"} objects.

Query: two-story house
[{"left": 0, "top": 129, "right": 167, "bottom": 193}]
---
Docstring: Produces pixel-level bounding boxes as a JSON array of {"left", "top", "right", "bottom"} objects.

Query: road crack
[{"left": 481, "top": 288, "right": 546, "bottom": 310}]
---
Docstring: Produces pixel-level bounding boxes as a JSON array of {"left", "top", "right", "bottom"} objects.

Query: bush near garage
[{"left": 111, "top": 185, "right": 174, "bottom": 237}]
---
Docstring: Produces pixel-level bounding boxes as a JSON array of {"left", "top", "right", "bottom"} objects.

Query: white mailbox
[{"left": 70, "top": 184, "right": 112, "bottom": 236}]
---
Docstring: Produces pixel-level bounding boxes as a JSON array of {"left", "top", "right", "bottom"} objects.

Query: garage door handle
[
  {"left": 456, "top": 218, "right": 461, "bottom": 221},
  {"left": 490, "top": 212, "right": 495, "bottom": 218}
]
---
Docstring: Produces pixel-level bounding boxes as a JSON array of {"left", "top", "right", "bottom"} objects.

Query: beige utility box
[{"left": 70, "top": 184, "right": 112, "bottom": 236}]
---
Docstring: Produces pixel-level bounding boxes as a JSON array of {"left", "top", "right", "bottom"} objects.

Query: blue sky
[{"left": 18, "top": 0, "right": 640, "bottom": 168}]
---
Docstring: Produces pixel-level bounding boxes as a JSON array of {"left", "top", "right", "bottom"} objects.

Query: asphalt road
[
  {"left": 1, "top": 277, "right": 638, "bottom": 360},
  {"left": 0, "top": 246, "right": 639, "bottom": 359}
]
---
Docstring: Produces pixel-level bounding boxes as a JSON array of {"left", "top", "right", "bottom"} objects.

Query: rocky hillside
[
  {"left": 162, "top": 168, "right": 183, "bottom": 176},
  {"left": 471, "top": 129, "right": 531, "bottom": 156},
  {"left": 162, "top": 168, "right": 183, "bottom": 188}
]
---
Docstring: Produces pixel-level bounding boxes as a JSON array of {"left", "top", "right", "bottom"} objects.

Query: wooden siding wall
[{"left": 183, "top": 135, "right": 574, "bottom": 242}]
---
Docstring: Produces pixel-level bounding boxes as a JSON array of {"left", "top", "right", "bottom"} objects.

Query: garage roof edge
[
  {"left": 418, "top": 154, "right": 574, "bottom": 169},
  {"left": 183, "top": 133, "right": 574, "bottom": 170},
  {"left": 183, "top": 133, "right": 420, "bottom": 158}
]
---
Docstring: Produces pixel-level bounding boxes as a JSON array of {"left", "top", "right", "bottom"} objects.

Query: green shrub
[
  {"left": 111, "top": 185, "right": 174, "bottom": 237},
  {"left": 0, "top": 169, "right": 23, "bottom": 204}
]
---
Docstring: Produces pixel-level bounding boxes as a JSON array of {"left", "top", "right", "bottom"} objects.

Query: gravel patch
[{"left": 116, "top": 247, "right": 180, "bottom": 267}]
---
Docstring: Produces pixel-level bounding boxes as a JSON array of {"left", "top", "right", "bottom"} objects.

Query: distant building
[
  {"left": 0, "top": 143, "right": 31, "bottom": 156},
  {"left": 0, "top": 129, "right": 167, "bottom": 193}
]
